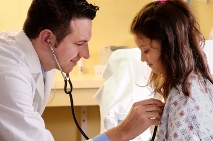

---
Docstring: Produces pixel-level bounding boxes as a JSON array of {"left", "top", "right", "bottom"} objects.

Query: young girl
[{"left": 130, "top": 0, "right": 213, "bottom": 140}]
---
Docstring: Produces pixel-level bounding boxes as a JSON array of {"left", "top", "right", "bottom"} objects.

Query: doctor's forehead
[{"left": 69, "top": 18, "right": 92, "bottom": 41}]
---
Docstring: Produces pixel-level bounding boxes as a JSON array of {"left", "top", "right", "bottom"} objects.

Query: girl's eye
[{"left": 144, "top": 49, "right": 149, "bottom": 54}]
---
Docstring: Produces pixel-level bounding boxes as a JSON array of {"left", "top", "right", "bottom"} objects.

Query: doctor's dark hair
[
  {"left": 130, "top": 0, "right": 213, "bottom": 100},
  {"left": 23, "top": 0, "right": 99, "bottom": 44}
]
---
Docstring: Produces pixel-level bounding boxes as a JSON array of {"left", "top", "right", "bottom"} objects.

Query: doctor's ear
[{"left": 39, "top": 29, "right": 56, "bottom": 48}]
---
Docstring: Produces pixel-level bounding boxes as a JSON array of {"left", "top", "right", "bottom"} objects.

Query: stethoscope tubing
[
  {"left": 151, "top": 126, "right": 158, "bottom": 141},
  {"left": 64, "top": 76, "right": 89, "bottom": 140}
]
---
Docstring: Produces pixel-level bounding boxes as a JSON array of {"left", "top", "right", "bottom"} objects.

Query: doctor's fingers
[
  {"left": 141, "top": 112, "right": 161, "bottom": 126},
  {"left": 134, "top": 98, "right": 164, "bottom": 107},
  {"left": 147, "top": 117, "right": 161, "bottom": 126},
  {"left": 143, "top": 104, "right": 163, "bottom": 114},
  {"left": 129, "top": 103, "right": 163, "bottom": 118},
  {"left": 143, "top": 111, "right": 161, "bottom": 121},
  {"left": 130, "top": 105, "right": 163, "bottom": 120}
]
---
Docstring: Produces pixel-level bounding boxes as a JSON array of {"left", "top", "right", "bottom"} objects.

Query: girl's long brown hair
[{"left": 130, "top": 0, "right": 213, "bottom": 100}]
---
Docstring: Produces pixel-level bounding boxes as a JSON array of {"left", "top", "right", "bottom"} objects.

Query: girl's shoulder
[{"left": 167, "top": 74, "right": 213, "bottom": 109}]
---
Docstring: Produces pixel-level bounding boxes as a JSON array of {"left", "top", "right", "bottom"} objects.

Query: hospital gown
[{"left": 156, "top": 74, "right": 213, "bottom": 141}]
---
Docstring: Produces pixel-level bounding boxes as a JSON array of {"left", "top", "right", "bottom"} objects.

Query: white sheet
[
  {"left": 203, "top": 40, "right": 213, "bottom": 74},
  {"left": 94, "top": 48, "right": 153, "bottom": 141}
]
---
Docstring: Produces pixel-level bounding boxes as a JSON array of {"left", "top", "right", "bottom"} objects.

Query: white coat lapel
[
  {"left": 32, "top": 72, "right": 45, "bottom": 113},
  {"left": 15, "top": 31, "right": 45, "bottom": 113},
  {"left": 39, "top": 69, "right": 56, "bottom": 114},
  {"left": 15, "top": 31, "right": 56, "bottom": 114}
]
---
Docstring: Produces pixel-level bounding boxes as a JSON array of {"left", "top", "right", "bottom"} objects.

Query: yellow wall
[
  {"left": 1, "top": 0, "right": 212, "bottom": 73},
  {"left": 190, "top": 1, "right": 213, "bottom": 39},
  {"left": 42, "top": 106, "right": 100, "bottom": 141},
  {"left": 0, "top": 0, "right": 31, "bottom": 31},
  {"left": 83, "top": 0, "right": 152, "bottom": 73}
]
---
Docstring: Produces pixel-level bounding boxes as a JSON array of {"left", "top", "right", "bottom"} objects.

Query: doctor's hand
[{"left": 104, "top": 98, "right": 164, "bottom": 141}]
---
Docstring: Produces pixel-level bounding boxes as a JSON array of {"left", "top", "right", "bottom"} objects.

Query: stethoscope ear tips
[{"left": 47, "top": 39, "right": 51, "bottom": 44}]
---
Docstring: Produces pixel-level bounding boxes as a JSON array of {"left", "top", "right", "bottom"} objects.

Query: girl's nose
[{"left": 141, "top": 53, "right": 146, "bottom": 62}]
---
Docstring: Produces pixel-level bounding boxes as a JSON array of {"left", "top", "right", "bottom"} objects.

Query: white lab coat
[
  {"left": 0, "top": 31, "right": 98, "bottom": 141},
  {"left": 0, "top": 31, "right": 55, "bottom": 141}
]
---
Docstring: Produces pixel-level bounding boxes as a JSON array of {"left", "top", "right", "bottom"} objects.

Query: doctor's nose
[{"left": 79, "top": 43, "right": 90, "bottom": 59}]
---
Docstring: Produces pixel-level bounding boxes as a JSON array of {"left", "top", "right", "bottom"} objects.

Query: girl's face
[{"left": 133, "top": 35, "right": 164, "bottom": 74}]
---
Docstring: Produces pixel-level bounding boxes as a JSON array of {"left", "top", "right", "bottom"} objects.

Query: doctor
[{"left": 0, "top": 0, "right": 164, "bottom": 141}]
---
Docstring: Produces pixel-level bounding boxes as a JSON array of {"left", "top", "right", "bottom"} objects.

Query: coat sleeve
[{"left": 0, "top": 70, "right": 54, "bottom": 141}]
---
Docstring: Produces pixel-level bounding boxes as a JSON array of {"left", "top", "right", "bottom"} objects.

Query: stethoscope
[
  {"left": 47, "top": 39, "right": 89, "bottom": 140},
  {"left": 47, "top": 39, "right": 157, "bottom": 141}
]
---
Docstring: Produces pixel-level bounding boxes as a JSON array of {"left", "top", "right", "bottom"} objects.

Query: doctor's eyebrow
[{"left": 77, "top": 40, "right": 89, "bottom": 43}]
